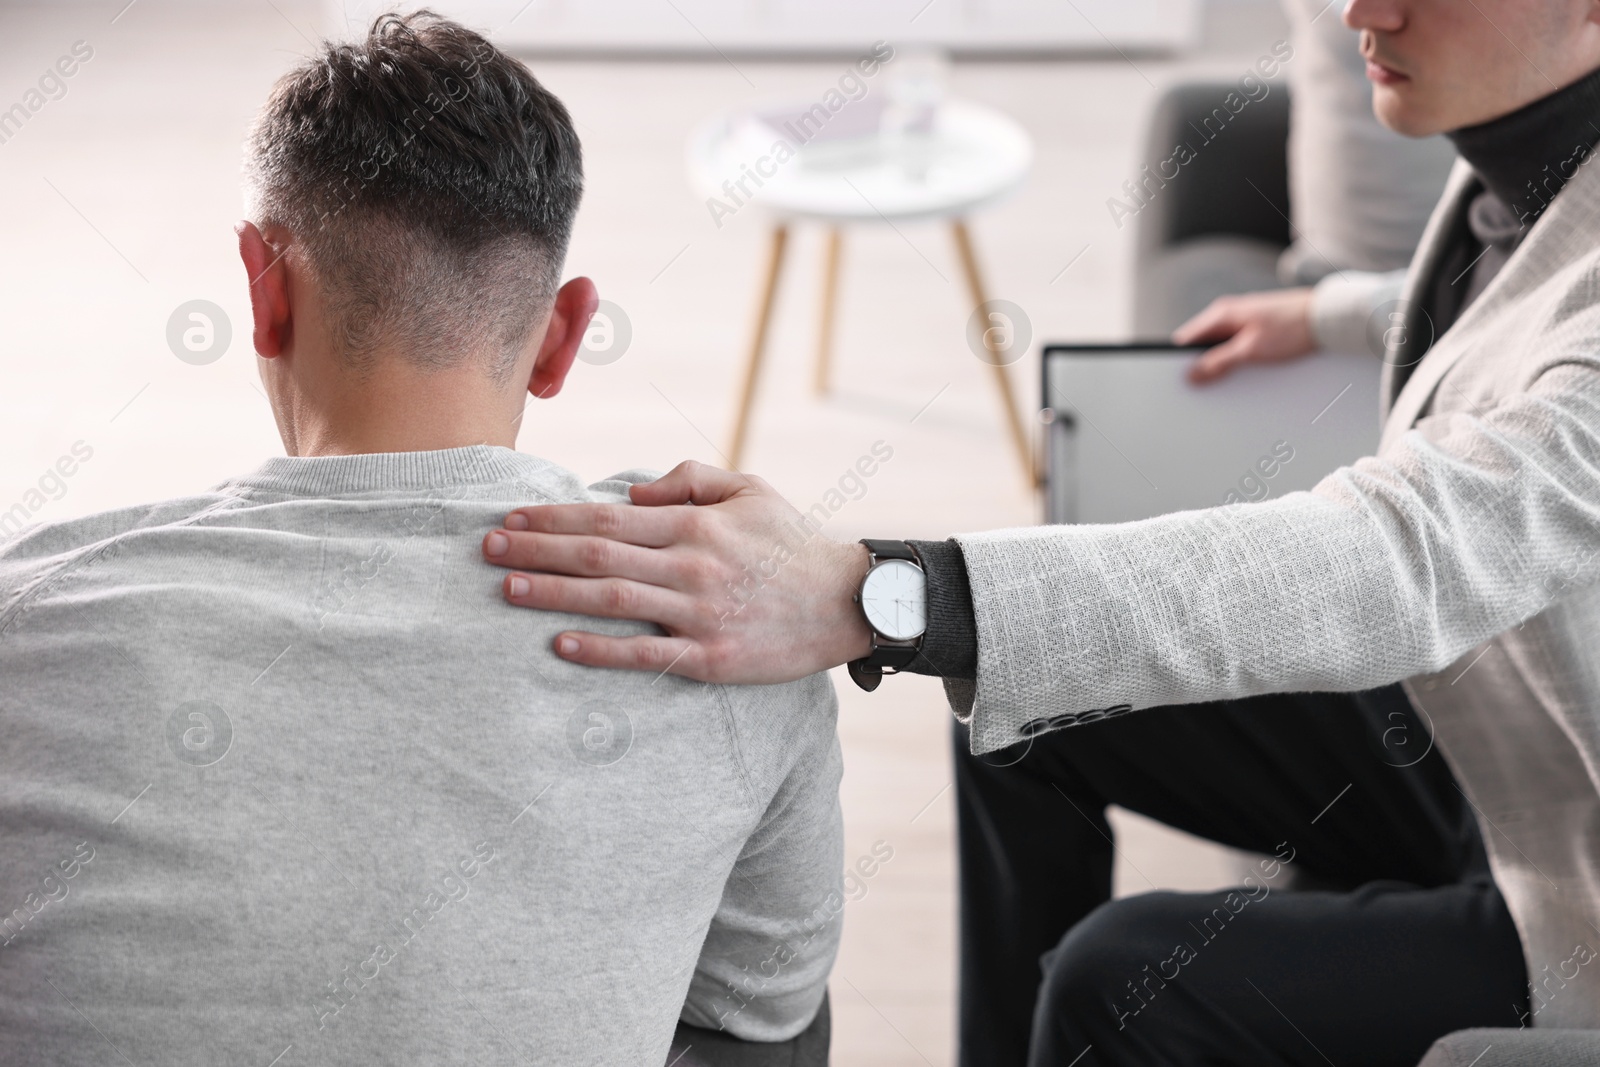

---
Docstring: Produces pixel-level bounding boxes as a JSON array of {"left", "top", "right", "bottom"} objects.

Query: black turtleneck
[
  {"left": 1427, "top": 64, "right": 1600, "bottom": 336},
  {"left": 1449, "top": 63, "right": 1600, "bottom": 229},
  {"left": 904, "top": 64, "right": 1600, "bottom": 686}
]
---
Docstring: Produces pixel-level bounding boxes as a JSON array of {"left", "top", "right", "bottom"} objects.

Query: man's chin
[{"left": 1371, "top": 88, "right": 1447, "bottom": 139}]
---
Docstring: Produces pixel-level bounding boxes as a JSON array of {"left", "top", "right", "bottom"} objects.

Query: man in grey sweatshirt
[{"left": 0, "top": 13, "right": 842, "bottom": 1066}]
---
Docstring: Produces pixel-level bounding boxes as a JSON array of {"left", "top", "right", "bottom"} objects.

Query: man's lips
[{"left": 1365, "top": 58, "right": 1408, "bottom": 85}]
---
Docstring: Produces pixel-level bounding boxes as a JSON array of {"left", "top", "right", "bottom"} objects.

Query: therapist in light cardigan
[{"left": 482, "top": 1, "right": 1600, "bottom": 1064}]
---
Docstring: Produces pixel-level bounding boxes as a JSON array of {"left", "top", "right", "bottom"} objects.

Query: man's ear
[
  {"left": 528, "top": 276, "right": 599, "bottom": 400},
  {"left": 235, "top": 221, "right": 292, "bottom": 358}
]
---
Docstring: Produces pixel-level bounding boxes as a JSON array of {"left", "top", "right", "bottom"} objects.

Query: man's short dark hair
[{"left": 245, "top": 10, "right": 583, "bottom": 377}]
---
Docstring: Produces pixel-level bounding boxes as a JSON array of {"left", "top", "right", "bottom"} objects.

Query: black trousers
[{"left": 952, "top": 685, "right": 1529, "bottom": 1067}]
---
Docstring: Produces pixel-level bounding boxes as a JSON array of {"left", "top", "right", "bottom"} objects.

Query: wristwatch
[{"left": 847, "top": 539, "right": 928, "bottom": 692}]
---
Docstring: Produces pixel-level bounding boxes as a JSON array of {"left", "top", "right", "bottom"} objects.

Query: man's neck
[{"left": 273, "top": 362, "right": 525, "bottom": 458}]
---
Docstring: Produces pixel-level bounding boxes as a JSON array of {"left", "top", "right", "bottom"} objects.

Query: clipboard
[{"left": 1041, "top": 342, "right": 1382, "bottom": 525}]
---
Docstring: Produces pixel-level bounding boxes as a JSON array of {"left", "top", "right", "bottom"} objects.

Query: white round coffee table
[{"left": 687, "top": 98, "right": 1036, "bottom": 483}]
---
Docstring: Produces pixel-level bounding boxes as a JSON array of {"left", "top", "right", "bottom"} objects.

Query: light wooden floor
[{"left": 0, "top": 2, "right": 1289, "bottom": 1062}]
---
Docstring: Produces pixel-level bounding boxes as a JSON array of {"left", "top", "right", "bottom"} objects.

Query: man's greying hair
[{"left": 245, "top": 10, "right": 582, "bottom": 378}]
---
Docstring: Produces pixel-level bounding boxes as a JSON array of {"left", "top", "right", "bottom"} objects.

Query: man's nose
[{"left": 1344, "top": 0, "right": 1406, "bottom": 33}]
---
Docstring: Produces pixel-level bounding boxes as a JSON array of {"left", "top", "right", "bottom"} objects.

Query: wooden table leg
[
  {"left": 814, "top": 226, "right": 844, "bottom": 396},
  {"left": 728, "top": 223, "right": 789, "bottom": 470},
  {"left": 951, "top": 218, "right": 1039, "bottom": 488}
]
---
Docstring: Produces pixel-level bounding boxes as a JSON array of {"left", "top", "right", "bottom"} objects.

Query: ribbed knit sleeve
[{"left": 906, "top": 538, "right": 978, "bottom": 681}]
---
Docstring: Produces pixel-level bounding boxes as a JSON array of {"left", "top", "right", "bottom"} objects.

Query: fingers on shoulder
[{"left": 555, "top": 632, "right": 708, "bottom": 679}]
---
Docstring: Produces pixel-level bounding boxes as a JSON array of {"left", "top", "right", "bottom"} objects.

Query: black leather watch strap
[
  {"left": 860, "top": 538, "right": 917, "bottom": 562},
  {"left": 848, "top": 648, "right": 919, "bottom": 692}
]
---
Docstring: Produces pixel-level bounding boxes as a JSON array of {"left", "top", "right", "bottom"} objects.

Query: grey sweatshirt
[{"left": 0, "top": 445, "right": 843, "bottom": 1067}]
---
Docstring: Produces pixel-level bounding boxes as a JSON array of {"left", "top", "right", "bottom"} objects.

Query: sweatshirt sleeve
[{"left": 679, "top": 674, "right": 844, "bottom": 1041}]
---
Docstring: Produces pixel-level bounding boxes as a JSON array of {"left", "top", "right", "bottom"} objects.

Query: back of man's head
[{"left": 244, "top": 10, "right": 582, "bottom": 379}]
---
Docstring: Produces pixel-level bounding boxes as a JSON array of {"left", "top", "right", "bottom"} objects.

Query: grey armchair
[
  {"left": 666, "top": 992, "right": 830, "bottom": 1067},
  {"left": 1129, "top": 80, "right": 1293, "bottom": 335},
  {"left": 1417, "top": 1028, "right": 1600, "bottom": 1066}
]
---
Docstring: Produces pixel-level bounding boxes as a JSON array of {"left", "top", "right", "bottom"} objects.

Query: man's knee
[{"left": 1036, "top": 893, "right": 1192, "bottom": 1039}]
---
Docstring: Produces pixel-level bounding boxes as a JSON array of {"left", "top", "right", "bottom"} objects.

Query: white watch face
[{"left": 861, "top": 558, "right": 927, "bottom": 642}]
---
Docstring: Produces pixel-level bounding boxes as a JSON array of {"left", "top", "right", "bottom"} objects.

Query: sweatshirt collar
[{"left": 224, "top": 445, "right": 554, "bottom": 497}]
